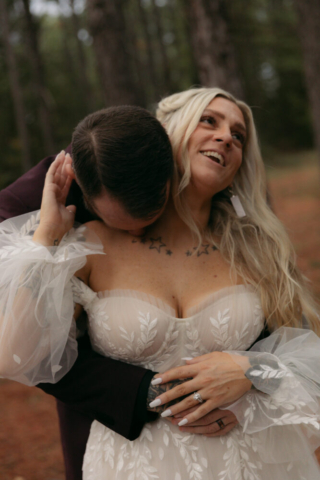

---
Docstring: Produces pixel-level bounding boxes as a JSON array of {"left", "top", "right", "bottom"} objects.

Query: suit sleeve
[{"left": 0, "top": 152, "right": 156, "bottom": 440}]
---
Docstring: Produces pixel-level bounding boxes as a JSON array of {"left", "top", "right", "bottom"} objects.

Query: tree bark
[
  {"left": 22, "top": 0, "right": 55, "bottom": 154},
  {"left": 293, "top": 0, "right": 320, "bottom": 163},
  {"left": 187, "top": 0, "right": 244, "bottom": 99},
  {"left": 0, "top": 0, "right": 32, "bottom": 172},
  {"left": 69, "top": 0, "right": 95, "bottom": 112},
  {"left": 150, "top": 0, "right": 172, "bottom": 94},
  {"left": 136, "top": 0, "right": 158, "bottom": 99},
  {"left": 86, "top": 0, "right": 140, "bottom": 106}
]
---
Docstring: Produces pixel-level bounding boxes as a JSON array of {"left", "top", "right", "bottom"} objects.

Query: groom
[{"left": 0, "top": 105, "right": 258, "bottom": 480}]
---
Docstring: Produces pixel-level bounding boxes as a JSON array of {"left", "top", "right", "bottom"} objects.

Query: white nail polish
[
  {"left": 181, "top": 357, "right": 193, "bottom": 361},
  {"left": 151, "top": 377, "right": 163, "bottom": 386},
  {"left": 178, "top": 418, "right": 188, "bottom": 426},
  {"left": 161, "top": 409, "right": 172, "bottom": 418},
  {"left": 149, "top": 399, "right": 162, "bottom": 408}
]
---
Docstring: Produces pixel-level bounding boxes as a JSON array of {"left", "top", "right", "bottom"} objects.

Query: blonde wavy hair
[{"left": 156, "top": 87, "right": 320, "bottom": 333}]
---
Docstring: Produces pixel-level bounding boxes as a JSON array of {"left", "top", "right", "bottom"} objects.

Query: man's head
[{"left": 71, "top": 106, "right": 173, "bottom": 233}]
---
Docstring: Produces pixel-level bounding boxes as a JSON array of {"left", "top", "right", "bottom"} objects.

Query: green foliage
[{"left": 0, "top": 0, "right": 316, "bottom": 190}]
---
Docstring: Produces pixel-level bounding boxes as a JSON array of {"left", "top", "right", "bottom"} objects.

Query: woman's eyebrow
[{"left": 202, "top": 108, "right": 247, "bottom": 134}]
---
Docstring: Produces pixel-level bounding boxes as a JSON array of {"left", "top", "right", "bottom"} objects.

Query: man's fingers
[
  {"left": 153, "top": 378, "right": 200, "bottom": 409},
  {"left": 178, "top": 416, "right": 237, "bottom": 436},
  {"left": 204, "top": 421, "right": 238, "bottom": 437},
  {"left": 174, "top": 408, "right": 236, "bottom": 426}
]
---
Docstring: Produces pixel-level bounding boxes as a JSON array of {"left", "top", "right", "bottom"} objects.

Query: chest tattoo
[{"left": 132, "top": 237, "right": 218, "bottom": 257}]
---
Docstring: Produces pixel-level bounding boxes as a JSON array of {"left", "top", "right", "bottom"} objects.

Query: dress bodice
[{"left": 71, "top": 279, "right": 265, "bottom": 372}]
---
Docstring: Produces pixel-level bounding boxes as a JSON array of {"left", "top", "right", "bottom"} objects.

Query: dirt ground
[{"left": 0, "top": 163, "right": 320, "bottom": 480}]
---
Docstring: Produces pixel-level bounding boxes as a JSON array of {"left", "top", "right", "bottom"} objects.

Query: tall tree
[
  {"left": 151, "top": 0, "right": 172, "bottom": 94},
  {"left": 0, "top": 0, "right": 32, "bottom": 172},
  {"left": 22, "top": 0, "right": 55, "bottom": 154},
  {"left": 69, "top": 0, "right": 95, "bottom": 112},
  {"left": 186, "top": 0, "right": 244, "bottom": 99},
  {"left": 135, "top": 0, "right": 158, "bottom": 100},
  {"left": 293, "top": 0, "right": 320, "bottom": 163},
  {"left": 86, "top": 0, "right": 140, "bottom": 106}
]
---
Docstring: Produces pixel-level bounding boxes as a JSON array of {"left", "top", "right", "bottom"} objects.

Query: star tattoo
[
  {"left": 194, "top": 244, "right": 210, "bottom": 256},
  {"left": 140, "top": 237, "right": 147, "bottom": 244},
  {"left": 185, "top": 250, "right": 192, "bottom": 257},
  {"left": 149, "top": 237, "right": 166, "bottom": 253},
  {"left": 166, "top": 249, "right": 173, "bottom": 256}
]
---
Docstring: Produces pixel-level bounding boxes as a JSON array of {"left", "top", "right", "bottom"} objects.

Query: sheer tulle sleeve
[
  {"left": 224, "top": 327, "right": 320, "bottom": 463},
  {"left": 0, "top": 211, "right": 104, "bottom": 386}
]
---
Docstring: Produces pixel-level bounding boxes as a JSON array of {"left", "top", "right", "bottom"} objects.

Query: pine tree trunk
[
  {"left": 22, "top": 0, "right": 55, "bottom": 154},
  {"left": 150, "top": 0, "right": 172, "bottom": 94},
  {"left": 69, "top": 0, "right": 95, "bottom": 112},
  {"left": 187, "top": 0, "right": 244, "bottom": 99},
  {"left": 0, "top": 0, "right": 32, "bottom": 172},
  {"left": 293, "top": 0, "right": 320, "bottom": 163},
  {"left": 123, "top": 4, "right": 147, "bottom": 107},
  {"left": 86, "top": 0, "right": 140, "bottom": 106},
  {"left": 136, "top": 0, "right": 158, "bottom": 99}
]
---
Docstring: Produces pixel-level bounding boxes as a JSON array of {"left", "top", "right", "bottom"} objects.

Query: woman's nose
[{"left": 214, "top": 128, "right": 232, "bottom": 147}]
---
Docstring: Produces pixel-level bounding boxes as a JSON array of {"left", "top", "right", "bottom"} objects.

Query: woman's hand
[
  {"left": 149, "top": 352, "right": 251, "bottom": 427},
  {"left": 169, "top": 406, "right": 238, "bottom": 437},
  {"left": 33, "top": 151, "right": 76, "bottom": 246}
]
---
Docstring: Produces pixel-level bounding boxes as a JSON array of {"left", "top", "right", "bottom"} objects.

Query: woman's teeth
[{"left": 202, "top": 151, "right": 225, "bottom": 166}]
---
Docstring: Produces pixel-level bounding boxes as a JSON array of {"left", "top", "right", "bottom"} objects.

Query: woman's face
[{"left": 186, "top": 96, "right": 247, "bottom": 198}]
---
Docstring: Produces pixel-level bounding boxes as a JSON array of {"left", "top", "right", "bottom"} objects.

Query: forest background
[
  {"left": 1, "top": 0, "right": 320, "bottom": 479},
  {"left": 1, "top": 0, "right": 320, "bottom": 187}
]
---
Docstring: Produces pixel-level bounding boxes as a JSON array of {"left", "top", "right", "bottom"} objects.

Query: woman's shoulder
[
  {"left": 84, "top": 219, "right": 116, "bottom": 241},
  {"left": 83, "top": 219, "right": 128, "bottom": 251}
]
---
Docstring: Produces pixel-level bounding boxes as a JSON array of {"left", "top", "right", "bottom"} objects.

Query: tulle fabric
[
  {"left": 224, "top": 327, "right": 320, "bottom": 464},
  {"left": 0, "top": 210, "right": 104, "bottom": 385}
]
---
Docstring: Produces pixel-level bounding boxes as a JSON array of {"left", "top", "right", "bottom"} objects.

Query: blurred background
[{"left": 0, "top": 0, "right": 320, "bottom": 478}]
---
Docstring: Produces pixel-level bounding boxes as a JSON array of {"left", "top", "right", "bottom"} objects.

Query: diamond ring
[{"left": 193, "top": 392, "right": 204, "bottom": 403}]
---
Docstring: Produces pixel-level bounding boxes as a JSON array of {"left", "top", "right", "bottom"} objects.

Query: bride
[{"left": 1, "top": 87, "right": 320, "bottom": 479}]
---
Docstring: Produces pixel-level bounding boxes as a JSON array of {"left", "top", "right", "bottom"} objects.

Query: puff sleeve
[{"left": 0, "top": 211, "right": 104, "bottom": 386}]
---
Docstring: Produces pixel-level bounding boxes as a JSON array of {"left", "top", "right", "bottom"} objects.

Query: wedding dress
[{"left": 1, "top": 212, "right": 320, "bottom": 480}]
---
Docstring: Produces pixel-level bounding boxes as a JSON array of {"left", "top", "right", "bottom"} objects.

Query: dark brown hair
[{"left": 72, "top": 105, "right": 173, "bottom": 219}]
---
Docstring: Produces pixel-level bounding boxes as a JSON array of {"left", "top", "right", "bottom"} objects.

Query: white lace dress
[{"left": 1, "top": 213, "right": 320, "bottom": 480}]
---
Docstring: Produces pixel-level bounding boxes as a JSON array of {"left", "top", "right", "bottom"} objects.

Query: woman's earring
[{"left": 228, "top": 186, "right": 246, "bottom": 218}]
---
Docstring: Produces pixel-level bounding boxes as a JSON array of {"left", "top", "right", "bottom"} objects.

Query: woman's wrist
[{"left": 33, "top": 225, "right": 63, "bottom": 246}]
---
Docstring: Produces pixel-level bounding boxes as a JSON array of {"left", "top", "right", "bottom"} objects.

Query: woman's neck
[{"left": 147, "top": 190, "right": 212, "bottom": 247}]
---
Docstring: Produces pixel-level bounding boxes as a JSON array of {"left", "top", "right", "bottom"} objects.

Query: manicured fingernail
[
  {"left": 181, "top": 357, "right": 193, "bottom": 361},
  {"left": 178, "top": 418, "right": 188, "bottom": 426},
  {"left": 151, "top": 377, "right": 163, "bottom": 386},
  {"left": 161, "top": 409, "right": 172, "bottom": 418},
  {"left": 149, "top": 399, "right": 162, "bottom": 408}
]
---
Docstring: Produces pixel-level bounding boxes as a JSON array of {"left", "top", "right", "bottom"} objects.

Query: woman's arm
[{"left": 0, "top": 151, "right": 161, "bottom": 438}]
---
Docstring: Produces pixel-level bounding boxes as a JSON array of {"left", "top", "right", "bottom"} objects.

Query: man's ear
[{"left": 65, "top": 154, "right": 77, "bottom": 181}]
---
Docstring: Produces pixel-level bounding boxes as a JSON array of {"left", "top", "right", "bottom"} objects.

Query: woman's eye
[
  {"left": 232, "top": 132, "right": 245, "bottom": 146},
  {"left": 200, "top": 116, "right": 215, "bottom": 126}
]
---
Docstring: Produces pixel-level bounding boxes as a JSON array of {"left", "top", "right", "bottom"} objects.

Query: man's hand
[
  {"left": 147, "top": 377, "right": 191, "bottom": 413},
  {"left": 147, "top": 352, "right": 251, "bottom": 426},
  {"left": 168, "top": 405, "right": 238, "bottom": 437}
]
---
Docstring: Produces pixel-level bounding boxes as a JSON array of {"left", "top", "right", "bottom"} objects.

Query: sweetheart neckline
[{"left": 74, "top": 280, "right": 259, "bottom": 320}]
